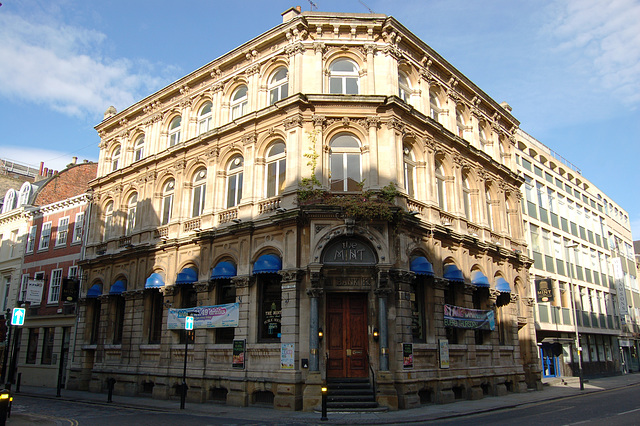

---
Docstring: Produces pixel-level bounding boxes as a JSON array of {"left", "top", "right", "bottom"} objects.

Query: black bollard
[
  {"left": 106, "top": 378, "right": 116, "bottom": 403},
  {"left": 179, "top": 381, "right": 188, "bottom": 409},
  {"left": 321, "top": 385, "right": 328, "bottom": 421},
  {"left": 0, "top": 390, "right": 9, "bottom": 426}
]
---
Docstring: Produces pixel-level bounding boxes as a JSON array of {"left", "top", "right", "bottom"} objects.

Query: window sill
[{"left": 82, "top": 344, "right": 97, "bottom": 350}]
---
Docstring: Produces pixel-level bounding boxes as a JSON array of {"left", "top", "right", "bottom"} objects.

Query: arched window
[
  {"left": 398, "top": 71, "right": 411, "bottom": 103},
  {"left": 269, "top": 67, "right": 289, "bottom": 104},
  {"left": 134, "top": 135, "right": 145, "bottom": 162},
  {"left": 2, "top": 189, "right": 16, "bottom": 213},
  {"left": 456, "top": 108, "right": 465, "bottom": 138},
  {"left": 226, "top": 156, "right": 244, "bottom": 208},
  {"left": 435, "top": 160, "right": 446, "bottom": 210},
  {"left": 329, "top": 59, "right": 359, "bottom": 94},
  {"left": 463, "top": 174, "right": 472, "bottom": 221},
  {"left": 168, "top": 116, "right": 181, "bottom": 147},
  {"left": 429, "top": 90, "right": 441, "bottom": 121},
  {"left": 111, "top": 145, "right": 121, "bottom": 172},
  {"left": 479, "top": 126, "right": 488, "bottom": 148},
  {"left": 125, "top": 193, "right": 138, "bottom": 235},
  {"left": 192, "top": 168, "right": 207, "bottom": 217},
  {"left": 486, "top": 187, "right": 494, "bottom": 230},
  {"left": 103, "top": 201, "right": 114, "bottom": 242},
  {"left": 230, "top": 86, "right": 248, "bottom": 120},
  {"left": 18, "top": 182, "right": 31, "bottom": 207},
  {"left": 403, "top": 145, "right": 416, "bottom": 198},
  {"left": 198, "top": 102, "right": 212, "bottom": 135},
  {"left": 266, "top": 141, "right": 286, "bottom": 197},
  {"left": 161, "top": 179, "right": 175, "bottom": 225},
  {"left": 330, "top": 133, "right": 361, "bottom": 192}
]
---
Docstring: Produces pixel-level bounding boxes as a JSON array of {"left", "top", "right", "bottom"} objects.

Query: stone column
[{"left": 303, "top": 266, "right": 323, "bottom": 412}]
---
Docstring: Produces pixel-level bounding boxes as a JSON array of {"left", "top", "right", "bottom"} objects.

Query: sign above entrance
[{"left": 321, "top": 239, "right": 376, "bottom": 265}]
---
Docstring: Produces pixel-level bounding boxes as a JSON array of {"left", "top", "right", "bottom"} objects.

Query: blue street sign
[
  {"left": 185, "top": 316, "right": 194, "bottom": 330},
  {"left": 11, "top": 307, "right": 25, "bottom": 326}
]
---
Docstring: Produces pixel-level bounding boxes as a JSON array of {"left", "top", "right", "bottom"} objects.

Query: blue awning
[
  {"left": 145, "top": 273, "right": 165, "bottom": 289},
  {"left": 211, "top": 261, "right": 237, "bottom": 280},
  {"left": 253, "top": 254, "right": 282, "bottom": 274},
  {"left": 175, "top": 267, "right": 198, "bottom": 284},
  {"left": 471, "top": 271, "right": 490, "bottom": 287},
  {"left": 496, "top": 277, "right": 512, "bottom": 293},
  {"left": 109, "top": 280, "right": 127, "bottom": 295},
  {"left": 86, "top": 284, "right": 102, "bottom": 298},
  {"left": 443, "top": 264, "right": 464, "bottom": 283},
  {"left": 410, "top": 256, "right": 434, "bottom": 276}
]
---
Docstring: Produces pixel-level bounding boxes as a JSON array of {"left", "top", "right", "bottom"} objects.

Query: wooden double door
[{"left": 326, "top": 293, "right": 368, "bottom": 378}]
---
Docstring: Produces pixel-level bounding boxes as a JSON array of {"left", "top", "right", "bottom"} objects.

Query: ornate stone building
[{"left": 68, "top": 8, "right": 540, "bottom": 410}]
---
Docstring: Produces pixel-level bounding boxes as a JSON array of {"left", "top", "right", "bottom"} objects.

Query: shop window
[
  {"left": 112, "top": 295, "right": 125, "bottom": 344},
  {"left": 403, "top": 145, "right": 416, "bottom": 198},
  {"left": 216, "top": 280, "right": 236, "bottom": 344},
  {"left": 230, "top": 86, "right": 248, "bottom": 120},
  {"left": 258, "top": 274, "right": 282, "bottom": 342},
  {"left": 125, "top": 192, "right": 138, "bottom": 235},
  {"left": 89, "top": 298, "right": 101, "bottom": 344},
  {"left": 410, "top": 278, "right": 426, "bottom": 343},
  {"left": 41, "top": 327, "right": 55, "bottom": 365},
  {"left": 330, "top": 133, "right": 361, "bottom": 192},
  {"left": 26, "top": 328, "right": 39, "bottom": 364},
  {"left": 192, "top": 168, "right": 207, "bottom": 217},
  {"left": 473, "top": 288, "right": 490, "bottom": 345},
  {"left": 198, "top": 102, "right": 212, "bottom": 134},
  {"left": 161, "top": 179, "right": 175, "bottom": 225},
  {"left": 134, "top": 135, "right": 145, "bottom": 162},
  {"left": 226, "top": 156, "right": 244, "bottom": 208},
  {"left": 147, "top": 289, "right": 164, "bottom": 344},
  {"left": 269, "top": 67, "right": 288, "bottom": 104},
  {"left": 265, "top": 142, "right": 286, "bottom": 198},
  {"left": 168, "top": 116, "right": 181, "bottom": 147},
  {"left": 329, "top": 59, "right": 359, "bottom": 94}
]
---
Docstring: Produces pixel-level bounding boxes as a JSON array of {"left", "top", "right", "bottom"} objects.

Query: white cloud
[
  {"left": 548, "top": 0, "right": 640, "bottom": 105},
  {"left": 0, "top": 11, "right": 167, "bottom": 117}
]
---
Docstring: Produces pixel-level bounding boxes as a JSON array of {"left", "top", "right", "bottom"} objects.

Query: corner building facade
[{"left": 68, "top": 9, "right": 540, "bottom": 410}]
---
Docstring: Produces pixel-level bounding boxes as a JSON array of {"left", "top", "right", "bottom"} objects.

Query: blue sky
[{"left": 1, "top": 0, "right": 638, "bottom": 237}]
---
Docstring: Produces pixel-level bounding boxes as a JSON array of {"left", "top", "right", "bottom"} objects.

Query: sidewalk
[{"left": 9, "top": 373, "right": 640, "bottom": 425}]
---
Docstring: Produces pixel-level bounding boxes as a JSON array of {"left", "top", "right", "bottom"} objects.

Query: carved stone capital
[
  {"left": 307, "top": 288, "right": 324, "bottom": 298},
  {"left": 389, "top": 269, "right": 415, "bottom": 284},
  {"left": 232, "top": 276, "right": 251, "bottom": 288},
  {"left": 283, "top": 115, "right": 304, "bottom": 130},
  {"left": 194, "top": 282, "right": 212, "bottom": 293},
  {"left": 312, "top": 114, "right": 326, "bottom": 128},
  {"left": 124, "top": 289, "right": 145, "bottom": 300},
  {"left": 279, "top": 269, "right": 306, "bottom": 283}
]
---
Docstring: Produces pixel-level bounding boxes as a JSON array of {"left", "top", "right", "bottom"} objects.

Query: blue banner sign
[
  {"left": 168, "top": 303, "right": 239, "bottom": 330},
  {"left": 444, "top": 304, "right": 495, "bottom": 331}
]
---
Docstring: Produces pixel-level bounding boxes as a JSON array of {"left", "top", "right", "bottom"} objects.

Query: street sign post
[{"left": 185, "top": 316, "right": 194, "bottom": 330}]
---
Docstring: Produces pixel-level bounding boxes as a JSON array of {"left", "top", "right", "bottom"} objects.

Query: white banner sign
[
  {"left": 25, "top": 279, "right": 44, "bottom": 304},
  {"left": 611, "top": 258, "right": 628, "bottom": 321},
  {"left": 167, "top": 303, "right": 239, "bottom": 330}
]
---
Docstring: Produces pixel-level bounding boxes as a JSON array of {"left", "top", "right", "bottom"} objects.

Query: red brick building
[{"left": 17, "top": 161, "right": 96, "bottom": 388}]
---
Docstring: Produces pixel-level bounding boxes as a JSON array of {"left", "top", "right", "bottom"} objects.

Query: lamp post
[
  {"left": 181, "top": 312, "right": 196, "bottom": 409},
  {"left": 566, "top": 242, "right": 584, "bottom": 390}
]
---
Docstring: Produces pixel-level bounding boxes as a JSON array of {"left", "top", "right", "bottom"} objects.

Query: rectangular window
[
  {"left": 68, "top": 266, "right": 78, "bottom": 279},
  {"left": 72, "top": 212, "right": 84, "bottom": 243},
  {"left": 521, "top": 158, "right": 532, "bottom": 172},
  {"left": 38, "top": 222, "right": 52, "bottom": 250},
  {"left": 26, "top": 225, "right": 37, "bottom": 253},
  {"left": 26, "top": 328, "right": 39, "bottom": 364},
  {"left": 545, "top": 172, "right": 554, "bottom": 184},
  {"left": 148, "top": 290, "right": 164, "bottom": 344},
  {"left": 534, "top": 165, "right": 543, "bottom": 178},
  {"left": 259, "top": 275, "right": 282, "bottom": 341},
  {"left": 48, "top": 268, "right": 63, "bottom": 304},
  {"left": 2, "top": 276, "right": 10, "bottom": 311},
  {"left": 56, "top": 217, "right": 69, "bottom": 246},
  {"left": 112, "top": 296, "right": 125, "bottom": 345},
  {"left": 41, "top": 327, "right": 55, "bottom": 365}
]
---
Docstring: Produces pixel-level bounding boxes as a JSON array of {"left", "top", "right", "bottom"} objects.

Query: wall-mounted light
[
  {"left": 373, "top": 328, "right": 379, "bottom": 342},
  {"left": 318, "top": 327, "right": 324, "bottom": 341},
  {"left": 408, "top": 210, "right": 419, "bottom": 216},
  {"left": 232, "top": 218, "right": 242, "bottom": 224},
  {"left": 276, "top": 207, "right": 286, "bottom": 213}
]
